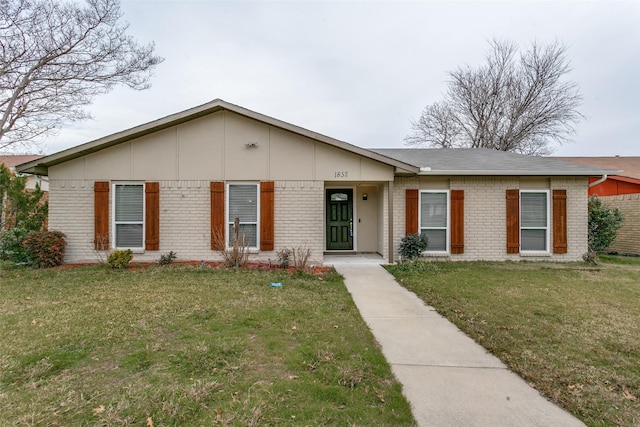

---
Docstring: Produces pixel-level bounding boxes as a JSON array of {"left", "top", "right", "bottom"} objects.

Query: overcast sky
[{"left": 42, "top": 0, "right": 640, "bottom": 157}]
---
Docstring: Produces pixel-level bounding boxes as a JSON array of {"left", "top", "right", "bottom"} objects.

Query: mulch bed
[{"left": 56, "top": 260, "right": 333, "bottom": 275}]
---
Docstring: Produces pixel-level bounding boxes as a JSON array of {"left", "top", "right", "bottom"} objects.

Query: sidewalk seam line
[{"left": 391, "top": 363, "right": 507, "bottom": 370}]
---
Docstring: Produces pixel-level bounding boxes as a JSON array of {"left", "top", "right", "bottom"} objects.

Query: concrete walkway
[{"left": 328, "top": 259, "right": 584, "bottom": 427}]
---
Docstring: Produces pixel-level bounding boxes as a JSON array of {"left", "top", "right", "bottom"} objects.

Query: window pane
[
  {"left": 115, "top": 185, "right": 143, "bottom": 222},
  {"left": 116, "top": 224, "right": 143, "bottom": 248},
  {"left": 522, "top": 229, "right": 546, "bottom": 251},
  {"left": 229, "top": 185, "right": 257, "bottom": 222},
  {"left": 229, "top": 223, "right": 257, "bottom": 247},
  {"left": 521, "top": 193, "right": 547, "bottom": 227},
  {"left": 422, "top": 229, "right": 446, "bottom": 251},
  {"left": 421, "top": 193, "right": 447, "bottom": 227},
  {"left": 331, "top": 193, "right": 348, "bottom": 202}
]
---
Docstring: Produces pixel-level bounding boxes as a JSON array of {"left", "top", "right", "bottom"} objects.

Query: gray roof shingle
[{"left": 373, "top": 148, "right": 616, "bottom": 176}]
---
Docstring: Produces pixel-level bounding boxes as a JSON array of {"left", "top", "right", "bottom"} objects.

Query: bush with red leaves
[{"left": 22, "top": 230, "right": 67, "bottom": 268}]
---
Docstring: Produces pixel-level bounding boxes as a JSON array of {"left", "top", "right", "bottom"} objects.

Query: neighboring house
[
  {"left": 0, "top": 155, "right": 49, "bottom": 191},
  {"left": 17, "top": 99, "right": 610, "bottom": 264},
  {"left": 554, "top": 156, "right": 640, "bottom": 196},
  {"left": 555, "top": 156, "right": 640, "bottom": 255}
]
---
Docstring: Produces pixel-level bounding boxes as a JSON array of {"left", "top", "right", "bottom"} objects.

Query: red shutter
[
  {"left": 260, "top": 181, "right": 275, "bottom": 251},
  {"left": 506, "top": 189, "right": 520, "bottom": 254},
  {"left": 145, "top": 182, "right": 160, "bottom": 251},
  {"left": 406, "top": 189, "right": 419, "bottom": 235},
  {"left": 553, "top": 189, "right": 568, "bottom": 254},
  {"left": 450, "top": 190, "right": 464, "bottom": 254},
  {"left": 94, "top": 181, "right": 110, "bottom": 250},
  {"left": 210, "top": 182, "right": 225, "bottom": 250}
]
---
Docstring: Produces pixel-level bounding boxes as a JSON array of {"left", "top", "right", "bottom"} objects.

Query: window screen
[
  {"left": 114, "top": 184, "right": 144, "bottom": 248},
  {"left": 228, "top": 184, "right": 258, "bottom": 247},
  {"left": 420, "top": 192, "right": 448, "bottom": 251},
  {"left": 521, "top": 192, "right": 548, "bottom": 251}
]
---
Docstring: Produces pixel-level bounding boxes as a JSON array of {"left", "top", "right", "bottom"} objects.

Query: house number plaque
[{"left": 334, "top": 171, "right": 349, "bottom": 178}]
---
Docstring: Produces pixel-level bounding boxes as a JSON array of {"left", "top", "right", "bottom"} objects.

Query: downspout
[
  {"left": 589, "top": 174, "right": 607, "bottom": 188},
  {"left": 388, "top": 180, "right": 394, "bottom": 264}
]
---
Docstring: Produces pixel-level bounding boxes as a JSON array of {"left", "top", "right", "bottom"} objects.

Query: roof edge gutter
[
  {"left": 589, "top": 174, "right": 607, "bottom": 188},
  {"left": 417, "top": 170, "right": 611, "bottom": 176}
]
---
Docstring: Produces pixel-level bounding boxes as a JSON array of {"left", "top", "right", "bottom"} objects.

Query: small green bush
[
  {"left": 158, "top": 251, "right": 177, "bottom": 266},
  {"left": 108, "top": 249, "right": 133, "bottom": 269},
  {"left": 588, "top": 196, "right": 624, "bottom": 252},
  {"left": 0, "top": 228, "right": 30, "bottom": 263},
  {"left": 398, "top": 233, "right": 428, "bottom": 260},
  {"left": 22, "top": 230, "right": 67, "bottom": 268}
]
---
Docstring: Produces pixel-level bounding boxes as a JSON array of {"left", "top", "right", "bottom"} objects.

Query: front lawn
[
  {"left": 0, "top": 263, "right": 415, "bottom": 426},
  {"left": 386, "top": 257, "right": 640, "bottom": 427}
]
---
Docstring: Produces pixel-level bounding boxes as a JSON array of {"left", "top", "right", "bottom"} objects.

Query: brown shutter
[
  {"left": 94, "top": 181, "right": 110, "bottom": 250},
  {"left": 553, "top": 189, "right": 568, "bottom": 254},
  {"left": 145, "top": 182, "right": 160, "bottom": 251},
  {"left": 450, "top": 190, "right": 464, "bottom": 254},
  {"left": 210, "top": 182, "right": 225, "bottom": 250},
  {"left": 260, "top": 181, "right": 275, "bottom": 251},
  {"left": 406, "top": 189, "right": 419, "bottom": 235},
  {"left": 506, "top": 189, "right": 520, "bottom": 254}
]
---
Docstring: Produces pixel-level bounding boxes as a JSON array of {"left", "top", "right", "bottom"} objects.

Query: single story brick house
[{"left": 17, "top": 99, "right": 611, "bottom": 264}]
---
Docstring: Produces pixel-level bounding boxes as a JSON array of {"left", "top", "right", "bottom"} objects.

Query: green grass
[
  {"left": 386, "top": 257, "right": 640, "bottom": 427},
  {"left": 0, "top": 264, "right": 415, "bottom": 426}
]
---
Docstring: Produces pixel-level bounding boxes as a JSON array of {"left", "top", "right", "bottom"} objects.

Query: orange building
[{"left": 554, "top": 157, "right": 640, "bottom": 196}]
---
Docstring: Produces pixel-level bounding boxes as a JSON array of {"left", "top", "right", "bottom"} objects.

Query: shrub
[
  {"left": 277, "top": 248, "right": 291, "bottom": 269},
  {"left": 92, "top": 234, "right": 111, "bottom": 264},
  {"left": 22, "top": 230, "right": 67, "bottom": 268},
  {"left": 398, "top": 233, "right": 428, "bottom": 260},
  {"left": 214, "top": 217, "right": 249, "bottom": 268},
  {"left": 158, "top": 251, "right": 177, "bottom": 266},
  {"left": 0, "top": 228, "right": 30, "bottom": 263},
  {"left": 291, "top": 246, "right": 312, "bottom": 270},
  {"left": 0, "top": 164, "right": 48, "bottom": 233},
  {"left": 108, "top": 249, "right": 133, "bottom": 269},
  {"left": 588, "top": 196, "right": 624, "bottom": 252}
]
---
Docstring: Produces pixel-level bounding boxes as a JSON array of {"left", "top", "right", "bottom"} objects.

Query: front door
[{"left": 326, "top": 189, "right": 353, "bottom": 250}]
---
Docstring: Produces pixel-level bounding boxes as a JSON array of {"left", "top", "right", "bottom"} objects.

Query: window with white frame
[
  {"left": 420, "top": 191, "right": 448, "bottom": 252},
  {"left": 520, "top": 191, "right": 549, "bottom": 252},
  {"left": 113, "top": 183, "right": 144, "bottom": 249},
  {"left": 227, "top": 183, "right": 259, "bottom": 248}
]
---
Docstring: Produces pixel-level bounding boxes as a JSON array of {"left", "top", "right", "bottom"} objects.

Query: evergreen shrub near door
[{"left": 398, "top": 233, "right": 428, "bottom": 260}]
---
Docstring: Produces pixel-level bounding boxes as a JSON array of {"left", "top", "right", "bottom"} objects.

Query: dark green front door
[{"left": 326, "top": 189, "right": 353, "bottom": 250}]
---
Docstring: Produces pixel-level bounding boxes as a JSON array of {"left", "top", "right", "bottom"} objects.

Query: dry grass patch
[
  {"left": 0, "top": 263, "right": 414, "bottom": 426},
  {"left": 387, "top": 257, "right": 640, "bottom": 427}
]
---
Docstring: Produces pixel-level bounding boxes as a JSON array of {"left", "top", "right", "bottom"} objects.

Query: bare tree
[
  {"left": 406, "top": 40, "right": 583, "bottom": 155},
  {"left": 0, "top": 0, "right": 163, "bottom": 151}
]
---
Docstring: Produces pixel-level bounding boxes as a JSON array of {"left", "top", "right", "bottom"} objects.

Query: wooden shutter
[
  {"left": 406, "top": 189, "right": 419, "bottom": 235},
  {"left": 145, "top": 182, "right": 160, "bottom": 251},
  {"left": 210, "top": 182, "right": 225, "bottom": 250},
  {"left": 450, "top": 190, "right": 464, "bottom": 254},
  {"left": 553, "top": 189, "right": 568, "bottom": 254},
  {"left": 260, "top": 181, "right": 275, "bottom": 251},
  {"left": 506, "top": 189, "right": 520, "bottom": 254},
  {"left": 94, "top": 181, "right": 110, "bottom": 250}
]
